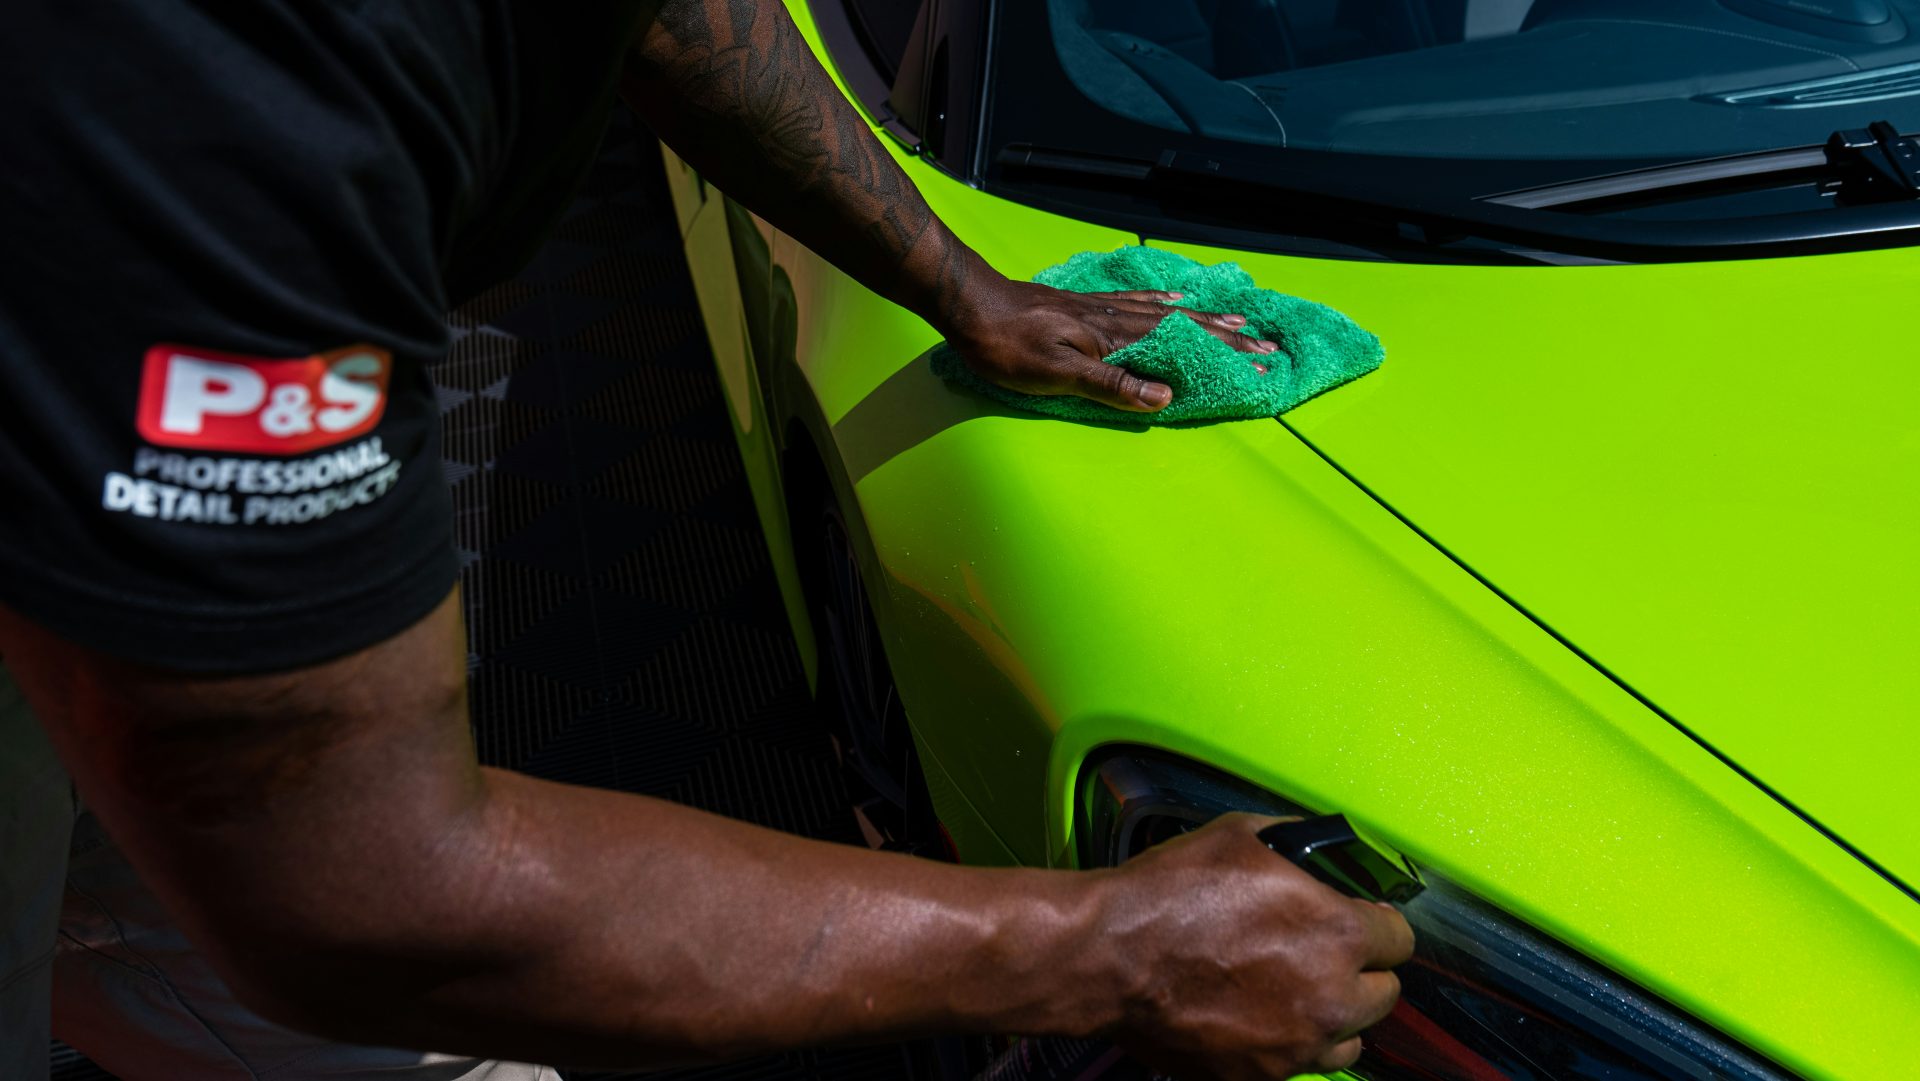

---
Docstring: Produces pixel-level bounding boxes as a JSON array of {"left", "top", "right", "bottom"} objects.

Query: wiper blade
[
  {"left": 1000, "top": 145, "right": 1155, "bottom": 181},
  {"left": 997, "top": 138, "right": 1920, "bottom": 262},
  {"left": 1484, "top": 147, "right": 1830, "bottom": 210},
  {"left": 1488, "top": 121, "right": 1920, "bottom": 209}
]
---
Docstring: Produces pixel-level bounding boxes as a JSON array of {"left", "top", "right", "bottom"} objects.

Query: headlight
[{"left": 1079, "top": 750, "right": 1798, "bottom": 1081}]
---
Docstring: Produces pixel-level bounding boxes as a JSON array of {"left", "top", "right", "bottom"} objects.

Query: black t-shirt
[{"left": 0, "top": 0, "right": 649, "bottom": 672}]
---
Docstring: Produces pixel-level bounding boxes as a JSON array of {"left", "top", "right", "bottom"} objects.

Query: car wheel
[{"left": 812, "top": 495, "right": 950, "bottom": 859}]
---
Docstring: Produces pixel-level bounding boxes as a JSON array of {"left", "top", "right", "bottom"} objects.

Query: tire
[{"left": 809, "top": 494, "right": 950, "bottom": 859}]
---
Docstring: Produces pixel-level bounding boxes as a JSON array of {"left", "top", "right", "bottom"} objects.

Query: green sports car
[{"left": 661, "top": 1, "right": 1920, "bottom": 1077}]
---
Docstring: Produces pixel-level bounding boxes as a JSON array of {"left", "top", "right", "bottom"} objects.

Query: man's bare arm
[
  {"left": 1, "top": 592, "right": 1406, "bottom": 1076},
  {"left": 622, "top": 0, "right": 1280, "bottom": 413}
]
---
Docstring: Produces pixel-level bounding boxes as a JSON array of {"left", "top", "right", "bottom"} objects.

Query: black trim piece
[
  {"left": 886, "top": 1, "right": 935, "bottom": 142},
  {"left": 966, "top": 0, "right": 1002, "bottom": 183},
  {"left": 807, "top": 0, "right": 892, "bottom": 118},
  {"left": 922, "top": 0, "right": 993, "bottom": 177},
  {"left": 1277, "top": 417, "right": 1920, "bottom": 909},
  {"left": 806, "top": 0, "right": 922, "bottom": 149}
]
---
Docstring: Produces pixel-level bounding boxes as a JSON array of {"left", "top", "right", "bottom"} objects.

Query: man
[{"left": 0, "top": 2, "right": 1413, "bottom": 1079}]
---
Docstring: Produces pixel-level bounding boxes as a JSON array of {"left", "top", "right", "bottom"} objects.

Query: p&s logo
[{"left": 136, "top": 344, "right": 393, "bottom": 455}]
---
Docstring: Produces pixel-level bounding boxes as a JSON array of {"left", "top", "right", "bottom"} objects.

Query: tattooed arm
[
  {"left": 5, "top": 587, "right": 1407, "bottom": 1077},
  {"left": 0, "top": 6, "right": 1405, "bottom": 1078},
  {"left": 622, "top": 0, "right": 1278, "bottom": 411}
]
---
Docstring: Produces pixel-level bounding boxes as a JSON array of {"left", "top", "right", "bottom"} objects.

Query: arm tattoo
[{"left": 633, "top": 0, "right": 978, "bottom": 325}]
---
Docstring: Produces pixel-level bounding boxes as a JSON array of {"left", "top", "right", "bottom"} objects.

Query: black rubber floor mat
[{"left": 53, "top": 112, "right": 909, "bottom": 1081}]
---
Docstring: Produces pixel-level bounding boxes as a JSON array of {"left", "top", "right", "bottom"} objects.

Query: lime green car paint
[
  {"left": 1182, "top": 240, "right": 1920, "bottom": 899},
  {"left": 661, "top": 3, "right": 1920, "bottom": 1075},
  {"left": 666, "top": 155, "right": 822, "bottom": 685}
]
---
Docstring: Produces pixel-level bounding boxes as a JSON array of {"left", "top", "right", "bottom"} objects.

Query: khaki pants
[{"left": 0, "top": 667, "right": 555, "bottom": 1081}]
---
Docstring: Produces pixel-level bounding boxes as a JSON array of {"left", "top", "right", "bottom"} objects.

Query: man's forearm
[
  {"left": 319, "top": 769, "right": 1126, "bottom": 1064},
  {"left": 624, "top": 0, "right": 995, "bottom": 333},
  {"left": 2, "top": 591, "right": 1125, "bottom": 1067},
  {"left": 9, "top": 575, "right": 1407, "bottom": 1078}
]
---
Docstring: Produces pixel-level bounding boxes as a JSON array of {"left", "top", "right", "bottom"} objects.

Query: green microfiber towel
[{"left": 930, "top": 246, "right": 1383, "bottom": 424}]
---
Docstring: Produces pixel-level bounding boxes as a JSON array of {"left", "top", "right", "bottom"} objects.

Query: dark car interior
[{"left": 1049, "top": 0, "right": 1920, "bottom": 157}]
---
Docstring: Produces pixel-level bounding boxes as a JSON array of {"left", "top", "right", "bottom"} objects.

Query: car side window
[{"left": 844, "top": 0, "right": 921, "bottom": 84}]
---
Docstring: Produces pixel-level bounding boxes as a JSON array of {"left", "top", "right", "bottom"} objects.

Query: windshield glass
[{"left": 1021, "top": 0, "right": 1920, "bottom": 161}]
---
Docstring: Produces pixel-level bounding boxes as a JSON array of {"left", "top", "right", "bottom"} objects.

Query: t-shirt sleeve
[{"left": 0, "top": 2, "right": 468, "bottom": 673}]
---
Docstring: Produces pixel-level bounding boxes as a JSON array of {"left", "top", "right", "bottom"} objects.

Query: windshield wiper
[
  {"left": 997, "top": 134, "right": 1920, "bottom": 262},
  {"left": 1487, "top": 121, "right": 1920, "bottom": 210}
]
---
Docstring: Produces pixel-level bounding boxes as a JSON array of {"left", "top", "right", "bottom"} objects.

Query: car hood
[{"left": 1153, "top": 239, "right": 1920, "bottom": 897}]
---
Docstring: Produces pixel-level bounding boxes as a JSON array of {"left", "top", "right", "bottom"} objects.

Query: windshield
[{"left": 1017, "top": 0, "right": 1920, "bottom": 161}]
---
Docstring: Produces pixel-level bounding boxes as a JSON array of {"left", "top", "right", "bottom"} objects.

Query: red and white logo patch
[{"left": 136, "top": 344, "right": 393, "bottom": 454}]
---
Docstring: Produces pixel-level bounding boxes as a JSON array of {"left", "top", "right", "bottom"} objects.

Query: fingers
[
  {"left": 1087, "top": 303, "right": 1278, "bottom": 360},
  {"left": 1217, "top": 811, "right": 1295, "bottom": 837},
  {"left": 1063, "top": 355, "right": 1173, "bottom": 412},
  {"left": 1076, "top": 288, "right": 1279, "bottom": 358},
  {"left": 1170, "top": 305, "right": 1252, "bottom": 333},
  {"left": 1310, "top": 1037, "right": 1366, "bottom": 1076},
  {"left": 1341, "top": 972, "right": 1403, "bottom": 1038},
  {"left": 1086, "top": 294, "right": 1261, "bottom": 335},
  {"left": 1096, "top": 308, "right": 1185, "bottom": 355},
  {"left": 1352, "top": 900, "right": 1417, "bottom": 969},
  {"left": 1178, "top": 312, "right": 1278, "bottom": 356},
  {"left": 1085, "top": 289, "right": 1186, "bottom": 304},
  {"left": 1049, "top": 290, "right": 1278, "bottom": 408}
]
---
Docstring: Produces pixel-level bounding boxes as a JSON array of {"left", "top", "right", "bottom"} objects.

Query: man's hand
[
  {"left": 1095, "top": 814, "right": 1415, "bottom": 1080},
  {"left": 0, "top": 592, "right": 1411, "bottom": 1074},
  {"left": 624, "top": 1, "right": 1277, "bottom": 416},
  {"left": 940, "top": 278, "right": 1281, "bottom": 413}
]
